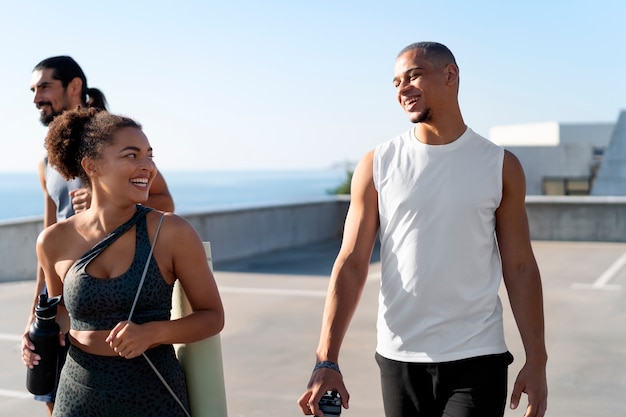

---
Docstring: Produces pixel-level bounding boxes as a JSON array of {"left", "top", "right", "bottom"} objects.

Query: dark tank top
[{"left": 64, "top": 205, "right": 173, "bottom": 331}]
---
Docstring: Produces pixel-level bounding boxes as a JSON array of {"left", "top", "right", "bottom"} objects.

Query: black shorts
[{"left": 375, "top": 351, "right": 514, "bottom": 417}]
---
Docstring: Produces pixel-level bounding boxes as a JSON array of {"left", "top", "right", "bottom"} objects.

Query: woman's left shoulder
[{"left": 148, "top": 209, "right": 194, "bottom": 235}]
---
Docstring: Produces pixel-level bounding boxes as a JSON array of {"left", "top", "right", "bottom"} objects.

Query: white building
[
  {"left": 590, "top": 111, "right": 626, "bottom": 195},
  {"left": 489, "top": 119, "right": 616, "bottom": 195}
]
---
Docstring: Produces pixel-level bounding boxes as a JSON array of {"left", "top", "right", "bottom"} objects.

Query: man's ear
[
  {"left": 445, "top": 63, "right": 459, "bottom": 85},
  {"left": 67, "top": 77, "right": 83, "bottom": 102}
]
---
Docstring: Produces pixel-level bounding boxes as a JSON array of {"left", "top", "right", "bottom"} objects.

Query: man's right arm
[
  {"left": 145, "top": 169, "right": 174, "bottom": 212},
  {"left": 69, "top": 169, "right": 174, "bottom": 214},
  {"left": 297, "top": 150, "right": 380, "bottom": 416},
  {"left": 22, "top": 158, "right": 59, "bottom": 368}
]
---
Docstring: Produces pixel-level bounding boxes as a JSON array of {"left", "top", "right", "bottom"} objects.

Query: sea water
[{"left": 0, "top": 169, "right": 349, "bottom": 221}]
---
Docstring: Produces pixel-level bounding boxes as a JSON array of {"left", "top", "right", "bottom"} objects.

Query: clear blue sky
[{"left": 1, "top": 0, "right": 625, "bottom": 172}]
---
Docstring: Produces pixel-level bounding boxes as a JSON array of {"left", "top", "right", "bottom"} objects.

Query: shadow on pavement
[{"left": 214, "top": 238, "right": 381, "bottom": 276}]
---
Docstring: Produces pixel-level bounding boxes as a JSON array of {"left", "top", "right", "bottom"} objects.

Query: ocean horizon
[{"left": 0, "top": 168, "right": 349, "bottom": 221}]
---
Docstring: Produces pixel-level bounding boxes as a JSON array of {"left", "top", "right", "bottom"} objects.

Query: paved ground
[{"left": 1, "top": 239, "right": 625, "bottom": 416}]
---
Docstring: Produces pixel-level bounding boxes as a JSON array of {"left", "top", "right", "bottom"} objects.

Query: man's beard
[
  {"left": 411, "top": 108, "right": 432, "bottom": 124},
  {"left": 39, "top": 105, "right": 64, "bottom": 126}
]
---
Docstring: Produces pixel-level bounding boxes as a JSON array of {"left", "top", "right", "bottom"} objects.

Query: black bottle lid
[{"left": 35, "top": 294, "right": 62, "bottom": 320}]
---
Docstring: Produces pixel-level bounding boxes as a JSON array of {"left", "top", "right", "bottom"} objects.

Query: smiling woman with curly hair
[{"left": 34, "top": 107, "right": 224, "bottom": 417}]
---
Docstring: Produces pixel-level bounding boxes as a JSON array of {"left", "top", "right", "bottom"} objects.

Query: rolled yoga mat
[{"left": 171, "top": 242, "right": 228, "bottom": 417}]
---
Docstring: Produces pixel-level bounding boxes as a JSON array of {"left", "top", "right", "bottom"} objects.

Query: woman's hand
[
  {"left": 106, "top": 321, "right": 154, "bottom": 359},
  {"left": 21, "top": 331, "right": 39, "bottom": 369}
]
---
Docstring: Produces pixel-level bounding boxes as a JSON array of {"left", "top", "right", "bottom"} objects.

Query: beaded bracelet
[{"left": 314, "top": 360, "right": 341, "bottom": 374}]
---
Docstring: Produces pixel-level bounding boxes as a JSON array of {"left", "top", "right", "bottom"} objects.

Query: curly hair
[{"left": 45, "top": 107, "right": 142, "bottom": 186}]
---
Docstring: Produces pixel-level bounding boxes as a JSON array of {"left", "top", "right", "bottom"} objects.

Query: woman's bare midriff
[{"left": 69, "top": 330, "right": 118, "bottom": 356}]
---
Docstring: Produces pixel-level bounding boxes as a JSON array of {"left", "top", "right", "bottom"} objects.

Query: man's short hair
[{"left": 397, "top": 42, "right": 457, "bottom": 68}]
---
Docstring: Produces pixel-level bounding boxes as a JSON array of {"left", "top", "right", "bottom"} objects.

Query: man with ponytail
[{"left": 22, "top": 56, "right": 175, "bottom": 415}]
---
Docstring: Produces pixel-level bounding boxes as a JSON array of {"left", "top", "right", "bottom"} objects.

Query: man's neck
[{"left": 414, "top": 115, "right": 466, "bottom": 146}]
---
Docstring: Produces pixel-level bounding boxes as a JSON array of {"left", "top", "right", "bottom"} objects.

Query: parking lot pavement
[{"left": 1, "top": 239, "right": 625, "bottom": 417}]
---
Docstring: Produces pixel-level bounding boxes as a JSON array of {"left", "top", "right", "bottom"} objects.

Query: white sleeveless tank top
[{"left": 373, "top": 127, "right": 508, "bottom": 362}]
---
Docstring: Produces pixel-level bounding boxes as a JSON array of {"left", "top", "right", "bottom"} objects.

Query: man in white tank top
[{"left": 299, "top": 42, "right": 547, "bottom": 417}]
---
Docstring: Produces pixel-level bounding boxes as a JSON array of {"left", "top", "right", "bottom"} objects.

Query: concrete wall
[
  {"left": 525, "top": 196, "right": 626, "bottom": 241},
  {"left": 0, "top": 198, "right": 349, "bottom": 283},
  {"left": 0, "top": 216, "right": 44, "bottom": 282},
  {"left": 182, "top": 199, "right": 350, "bottom": 263},
  {"left": 4, "top": 196, "right": 626, "bottom": 282}
]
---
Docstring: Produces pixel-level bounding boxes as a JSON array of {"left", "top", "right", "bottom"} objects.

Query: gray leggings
[{"left": 52, "top": 344, "right": 190, "bottom": 417}]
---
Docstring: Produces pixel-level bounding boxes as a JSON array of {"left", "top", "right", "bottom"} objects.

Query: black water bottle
[
  {"left": 26, "top": 294, "right": 62, "bottom": 395},
  {"left": 318, "top": 391, "right": 341, "bottom": 416}
]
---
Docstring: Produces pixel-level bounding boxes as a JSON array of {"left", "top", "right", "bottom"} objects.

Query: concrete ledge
[
  {"left": 526, "top": 196, "right": 626, "bottom": 242},
  {"left": 0, "top": 217, "right": 44, "bottom": 282},
  {"left": 3, "top": 195, "right": 626, "bottom": 282},
  {"left": 183, "top": 198, "right": 350, "bottom": 263},
  {"left": 0, "top": 198, "right": 350, "bottom": 282}
]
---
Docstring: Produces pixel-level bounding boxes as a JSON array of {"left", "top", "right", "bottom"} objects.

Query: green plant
[{"left": 328, "top": 169, "right": 353, "bottom": 195}]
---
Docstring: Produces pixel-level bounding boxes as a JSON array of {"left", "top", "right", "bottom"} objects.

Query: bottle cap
[{"left": 35, "top": 294, "right": 62, "bottom": 320}]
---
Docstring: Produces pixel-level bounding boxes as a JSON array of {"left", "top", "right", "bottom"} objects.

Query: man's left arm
[
  {"left": 495, "top": 150, "right": 547, "bottom": 417},
  {"left": 71, "top": 170, "right": 174, "bottom": 213},
  {"left": 146, "top": 169, "right": 175, "bottom": 212}
]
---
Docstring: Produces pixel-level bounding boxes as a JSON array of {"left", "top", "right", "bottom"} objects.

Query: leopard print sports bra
[{"left": 63, "top": 205, "right": 173, "bottom": 331}]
